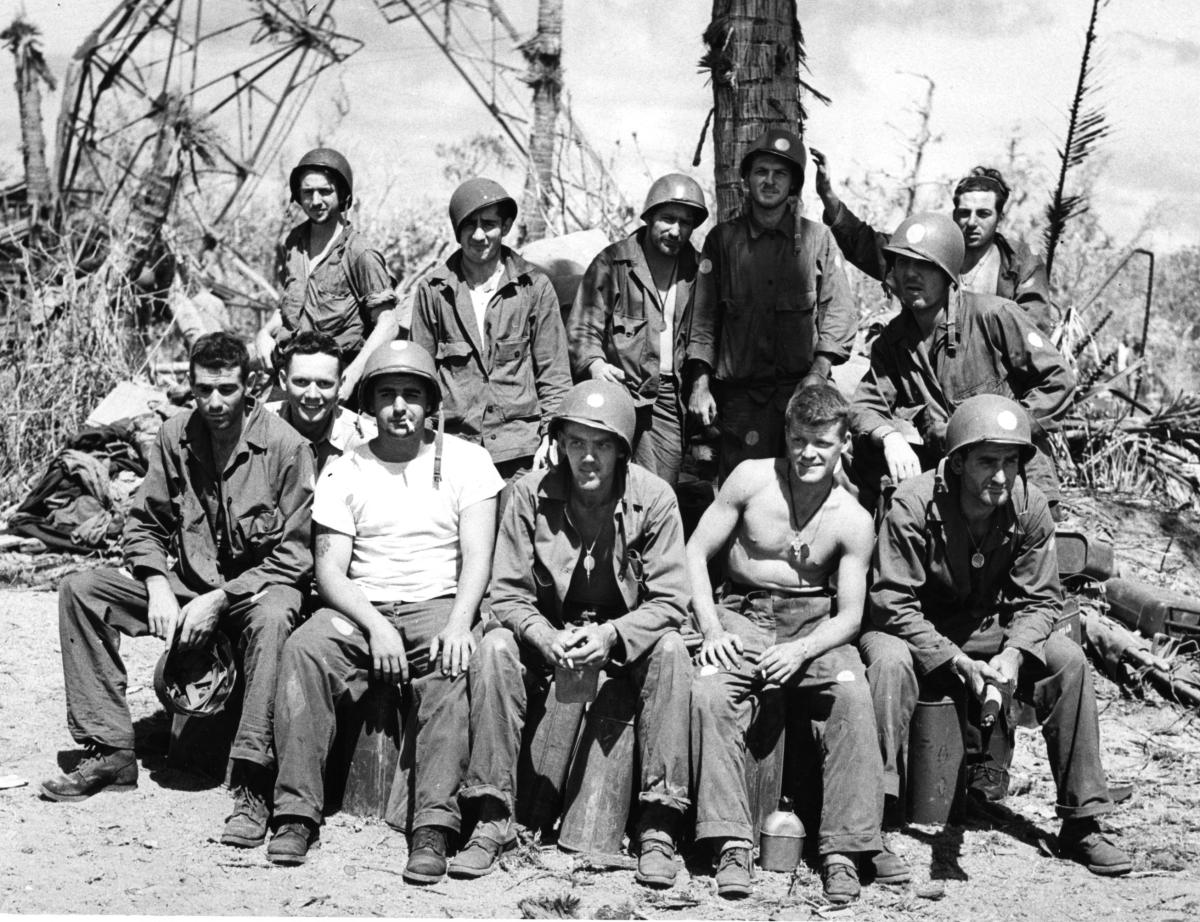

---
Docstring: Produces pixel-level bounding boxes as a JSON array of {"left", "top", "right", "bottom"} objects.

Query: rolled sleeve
[{"left": 349, "top": 246, "right": 398, "bottom": 319}]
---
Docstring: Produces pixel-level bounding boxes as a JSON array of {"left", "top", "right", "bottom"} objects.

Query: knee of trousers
[
  {"left": 1041, "top": 633, "right": 1089, "bottom": 686},
  {"left": 862, "top": 634, "right": 917, "bottom": 686},
  {"left": 58, "top": 570, "right": 101, "bottom": 625},
  {"left": 279, "top": 616, "right": 340, "bottom": 672},
  {"left": 647, "top": 630, "right": 691, "bottom": 671},
  {"left": 242, "top": 595, "right": 300, "bottom": 646},
  {"left": 690, "top": 671, "right": 738, "bottom": 725},
  {"left": 473, "top": 627, "right": 521, "bottom": 678}
]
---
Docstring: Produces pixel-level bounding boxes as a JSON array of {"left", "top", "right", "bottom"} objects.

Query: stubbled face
[
  {"left": 744, "top": 154, "right": 794, "bottom": 210},
  {"left": 785, "top": 419, "right": 848, "bottom": 485},
  {"left": 647, "top": 203, "right": 698, "bottom": 258},
  {"left": 953, "top": 190, "right": 1001, "bottom": 252},
  {"left": 953, "top": 443, "right": 1021, "bottom": 516},
  {"left": 370, "top": 373, "right": 430, "bottom": 440},
  {"left": 192, "top": 365, "right": 247, "bottom": 435},
  {"left": 298, "top": 170, "right": 342, "bottom": 225},
  {"left": 459, "top": 204, "right": 510, "bottom": 271},
  {"left": 559, "top": 421, "right": 621, "bottom": 499},
  {"left": 281, "top": 351, "right": 341, "bottom": 430},
  {"left": 894, "top": 255, "right": 951, "bottom": 312}
]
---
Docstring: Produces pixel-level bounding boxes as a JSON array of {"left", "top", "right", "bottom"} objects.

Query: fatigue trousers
[
  {"left": 713, "top": 383, "right": 792, "bottom": 482},
  {"left": 272, "top": 600, "right": 470, "bottom": 831},
  {"left": 58, "top": 566, "right": 301, "bottom": 766},
  {"left": 858, "top": 630, "right": 1113, "bottom": 819},
  {"left": 461, "top": 626, "right": 692, "bottom": 818},
  {"left": 691, "top": 591, "right": 884, "bottom": 855},
  {"left": 632, "top": 375, "right": 684, "bottom": 487}
]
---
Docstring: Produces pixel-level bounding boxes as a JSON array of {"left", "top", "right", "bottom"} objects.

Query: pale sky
[{"left": 4, "top": 0, "right": 1198, "bottom": 252}]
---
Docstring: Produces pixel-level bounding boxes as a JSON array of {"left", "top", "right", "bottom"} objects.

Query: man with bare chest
[{"left": 687, "top": 385, "right": 900, "bottom": 905}]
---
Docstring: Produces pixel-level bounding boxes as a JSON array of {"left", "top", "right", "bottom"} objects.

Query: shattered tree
[
  {"left": 702, "top": 0, "right": 823, "bottom": 222},
  {"left": 1, "top": 16, "right": 56, "bottom": 227},
  {"left": 518, "top": 0, "right": 563, "bottom": 244}
]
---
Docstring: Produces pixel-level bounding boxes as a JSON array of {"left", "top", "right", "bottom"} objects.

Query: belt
[{"left": 725, "top": 580, "right": 832, "bottom": 602}]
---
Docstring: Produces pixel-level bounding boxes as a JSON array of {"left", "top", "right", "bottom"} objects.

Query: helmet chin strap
[{"left": 946, "top": 286, "right": 962, "bottom": 358}]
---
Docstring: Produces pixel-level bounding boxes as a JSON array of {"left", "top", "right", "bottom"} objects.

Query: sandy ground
[{"left": 0, "top": 585, "right": 1198, "bottom": 922}]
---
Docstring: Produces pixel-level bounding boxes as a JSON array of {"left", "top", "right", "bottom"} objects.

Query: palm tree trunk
[
  {"left": 519, "top": 0, "right": 563, "bottom": 244},
  {"left": 2, "top": 17, "right": 57, "bottom": 227},
  {"left": 703, "top": 0, "right": 805, "bottom": 222}
]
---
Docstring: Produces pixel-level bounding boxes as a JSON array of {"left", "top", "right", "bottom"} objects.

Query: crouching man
[
  {"left": 863, "top": 394, "right": 1131, "bottom": 875},
  {"left": 688, "top": 385, "right": 901, "bottom": 904},
  {"left": 266, "top": 341, "right": 503, "bottom": 879},
  {"left": 43, "top": 332, "right": 314, "bottom": 854},
  {"left": 459, "top": 381, "right": 692, "bottom": 887}
]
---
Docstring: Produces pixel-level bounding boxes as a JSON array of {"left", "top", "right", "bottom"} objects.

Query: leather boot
[
  {"left": 221, "top": 761, "right": 272, "bottom": 848},
  {"left": 40, "top": 744, "right": 137, "bottom": 802},
  {"left": 404, "top": 826, "right": 449, "bottom": 884}
]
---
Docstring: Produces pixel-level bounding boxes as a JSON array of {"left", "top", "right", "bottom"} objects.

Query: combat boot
[
  {"left": 40, "top": 743, "right": 137, "bottom": 802},
  {"left": 404, "top": 825, "right": 449, "bottom": 884},
  {"left": 449, "top": 799, "right": 515, "bottom": 879},
  {"left": 221, "top": 760, "right": 272, "bottom": 848},
  {"left": 635, "top": 805, "right": 680, "bottom": 888},
  {"left": 1059, "top": 818, "right": 1132, "bottom": 876}
]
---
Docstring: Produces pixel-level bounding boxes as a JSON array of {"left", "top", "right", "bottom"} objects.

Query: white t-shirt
[
  {"left": 960, "top": 242, "right": 1001, "bottom": 297},
  {"left": 658, "top": 277, "right": 678, "bottom": 375},
  {"left": 468, "top": 262, "right": 505, "bottom": 346},
  {"left": 313, "top": 434, "right": 504, "bottom": 603}
]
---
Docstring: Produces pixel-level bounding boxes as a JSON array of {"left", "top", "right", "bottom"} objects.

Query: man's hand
[
  {"left": 339, "top": 362, "right": 365, "bottom": 403},
  {"left": 368, "top": 621, "right": 410, "bottom": 684},
  {"left": 559, "top": 622, "right": 618, "bottom": 667},
  {"left": 987, "top": 647, "right": 1023, "bottom": 688},
  {"left": 882, "top": 431, "right": 922, "bottom": 483},
  {"left": 589, "top": 360, "right": 627, "bottom": 384},
  {"left": 757, "top": 639, "right": 812, "bottom": 686},
  {"left": 809, "top": 147, "right": 841, "bottom": 214},
  {"left": 951, "top": 652, "right": 1008, "bottom": 700},
  {"left": 687, "top": 375, "right": 718, "bottom": 428},
  {"left": 533, "top": 434, "right": 553, "bottom": 470},
  {"left": 430, "top": 625, "right": 476, "bottom": 678},
  {"left": 146, "top": 578, "right": 181, "bottom": 642},
  {"left": 176, "top": 589, "right": 229, "bottom": 651},
  {"left": 254, "top": 327, "right": 277, "bottom": 372},
  {"left": 698, "top": 628, "right": 744, "bottom": 671}
]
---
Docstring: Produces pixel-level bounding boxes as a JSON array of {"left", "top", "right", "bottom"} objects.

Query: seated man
[
  {"left": 266, "top": 330, "right": 375, "bottom": 473},
  {"left": 863, "top": 394, "right": 1131, "bottom": 876},
  {"left": 461, "top": 381, "right": 691, "bottom": 887},
  {"left": 42, "top": 332, "right": 314, "bottom": 855},
  {"left": 847, "top": 211, "right": 1074, "bottom": 514},
  {"left": 266, "top": 341, "right": 502, "bottom": 878},
  {"left": 688, "top": 384, "right": 899, "bottom": 905}
]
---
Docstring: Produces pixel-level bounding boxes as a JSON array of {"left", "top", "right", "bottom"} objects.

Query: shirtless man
[{"left": 688, "top": 384, "right": 901, "bottom": 904}]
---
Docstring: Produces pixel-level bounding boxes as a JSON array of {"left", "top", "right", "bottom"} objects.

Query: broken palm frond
[
  {"left": 1042, "top": 0, "right": 1111, "bottom": 284},
  {"left": 1071, "top": 307, "right": 1113, "bottom": 360},
  {"left": 1084, "top": 610, "right": 1200, "bottom": 709}
]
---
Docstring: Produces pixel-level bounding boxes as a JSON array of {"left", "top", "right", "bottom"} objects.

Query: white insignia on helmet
[
  {"left": 773, "top": 138, "right": 790, "bottom": 152},
  {"left": 1027, "top": 331, "right": 1044, "bottom": 349},
  {"left": 745, "top": 429, "right": 760, "bottom": 447},
  {"left": 906, "top": 223, "right": 927, "bottom": 244},
  {"left": 390, "top": 341, "right": 408, "bottom": 351},
  {"left": 699, "top": 258, "right": 713, "bottom": 275},
  {"left": 586, "top": 393, "right": 605, "bottom": 408},
  {"left": 996, "top": 410, "right": 1019, "bottom": 431}
]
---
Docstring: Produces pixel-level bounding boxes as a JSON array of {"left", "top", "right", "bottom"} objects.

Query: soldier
[
  {"left": 688, "top": 385, "right": 900, "bottom": 904},
  {"left": 266, "top": 341, "right": 503, "bottom": 877},
  {"left": 460, "top": 381, "right": 692, "bottom": 887},
  {"left": 256, "top": 148, "right": 400, "bottom": 402},
  {"left": 42, "top": 333, "right": 314, "bottom": 854},
  {"left": 685, "top": 127, "right": 857, "bottom": 480},
  {"left": 811, "top": 153, "right": 1053, "bottom": 334},
  {"left": 567, "top": 173, "right": 708, "bottom": 485},
  {"left": 266, "top": 330, "right": 375, "bottom": 473},
  {"left": 849, "top": 212, "right": 1074, "bottom": 515},
  {"left": 410, "top": 178, "right": 571, "bottom": 485},
  {"left": 864, "top": 394, "right": 1131, "bottom": 876}
]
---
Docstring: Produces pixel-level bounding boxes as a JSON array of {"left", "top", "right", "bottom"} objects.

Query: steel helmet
[
  {"left": 290, "top": 148, "right": 354, "bottom": 209},
  {"left": 551, "top": 380, "right": 636, "bottom": 456},
  {"left": 944, "top": 394, "right": 1035, "bottom": 462},
  {"left": 448, "top": 178, "right": 518, "bottom": 237},
  {"left": 154, "top": 632, "right": 238, "bottom": 718},
  {"left": 357, "top": 340, "right": 441, "bottom": 411},
  {"left": 883, "top": 212, "right": 965, "bottom": 286},
  {"left": 740, "top": 127, "right": 805, "bottom": 194},
  {"left": 641, "top": 173, "right": 709, "bottom": 225}
]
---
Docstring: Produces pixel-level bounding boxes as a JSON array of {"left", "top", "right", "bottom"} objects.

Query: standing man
[
  {"left": 266, "top": 341, "right": 503, "bottom": 877},
  {"left": 863, "top": 394, "right": 1131, "bottom": 876},
  {"left": 410, "top": 178, "right": 570, "bottom": 484},
  {"left": 811, "top": 152, "right": 1053, "bottom": 333},
  {"left": 42, "top": 332, "right": 314, "bottom": 854},
  {"left": 567, "top": 173, "right": 708, "bottom": 485},
  {"left": 266, "top": 330, "right": 375, "bottom": 473},
  {"left": 256, "top": 148, "right": 400, "bottom": 402},
  {"left": 685, "top": 128, "right": 857, "bottom": 481},
  {"left": 460, "top": 381, "right": 692, "bottom": 888},
  {"left": 848, "top": 212, "right": 1074, "bottom": 513},
  {"left": 688, "top": 385, "right": 898, "bottom": 904}
]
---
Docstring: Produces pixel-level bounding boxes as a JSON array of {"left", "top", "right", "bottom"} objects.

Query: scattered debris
[{"left": 518, "top": 892, "right": 581, "bottom": 919}]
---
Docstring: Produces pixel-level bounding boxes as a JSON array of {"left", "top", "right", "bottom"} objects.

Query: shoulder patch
[
  {"left": 698, "top": 257, "right": 713, "bottom": 275},
  {"left": 1026, "top": 331, "right": 1044, "bottom": 349}
]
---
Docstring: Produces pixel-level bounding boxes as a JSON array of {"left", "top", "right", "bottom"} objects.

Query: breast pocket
[
  {"left": 611, "top": 311, "right": 649, "bottom": 359},
  {"left": 491, "top": 337, "right": 538, "bottom": 419},
  {"left": 233, "top": 505, "right": 282, "bottom": 562}
]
